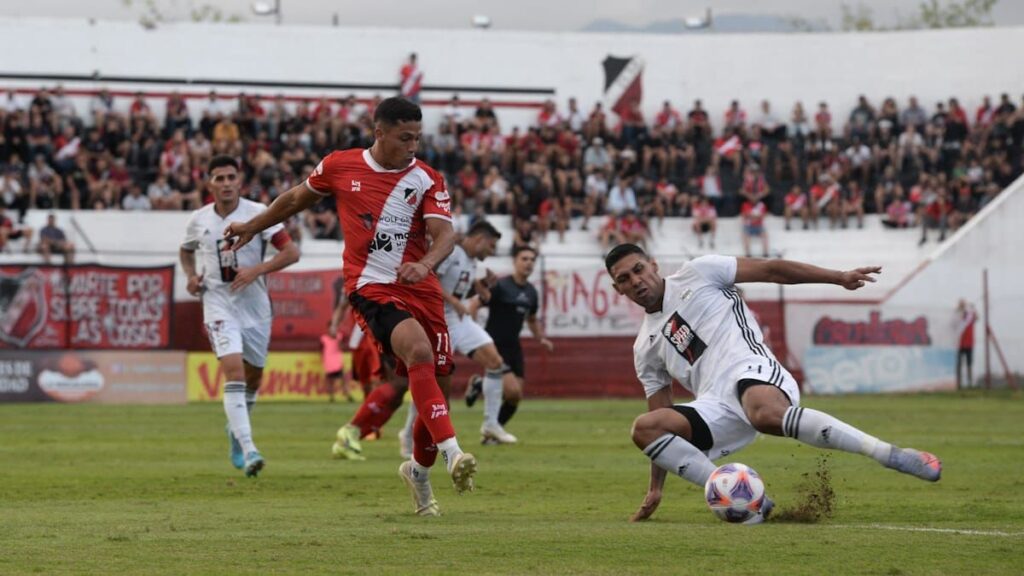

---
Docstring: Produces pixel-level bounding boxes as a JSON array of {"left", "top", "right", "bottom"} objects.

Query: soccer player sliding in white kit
[{"left": 604, "top": 243, "right": 941, "bottom": 523}]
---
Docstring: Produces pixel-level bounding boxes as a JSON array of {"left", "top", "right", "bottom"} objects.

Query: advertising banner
[
  {"left": 0, "top": 264, "right": 174, "bottom": 349},
  {"left": 0, "top": 350, "right": 186, "bottom": 403},
  {"left": 187, "top": 351, "right": 351, "bottom": 402},
  {"left": 268, "top": 270, "right": 342, "bottom": 339},
  {"left": 804, "top": 346, "right": 956, "bottom": 394}
]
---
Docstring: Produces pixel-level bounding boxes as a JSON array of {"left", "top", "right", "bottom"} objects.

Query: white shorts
[
  {"left": 678, "top": 356, "right": 801, "bottom": 461},
  {"left": 447, "top": 314, "right": 493, "bottom": 356},
  {"left": 204, "top": 318, "right": 272, "bottom": 368}
]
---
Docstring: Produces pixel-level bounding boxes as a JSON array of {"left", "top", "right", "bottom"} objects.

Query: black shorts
[
  {"left": 495, "top": 340, "right": 524, "bottom": 378},
  {"left": 348, "top": 292, "right": 411, "bottom": 359}
]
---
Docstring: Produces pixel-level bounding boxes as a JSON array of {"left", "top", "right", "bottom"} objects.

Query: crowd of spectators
[{"left": 2, "top": 82, "right": 1022, "bottom": 259}]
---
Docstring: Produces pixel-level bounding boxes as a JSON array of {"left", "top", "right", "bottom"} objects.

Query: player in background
[
  {"left": 180, "top": 155, "right": 300, "bottom": 477},
  {"left": 604, "top": 243, "right": 942, "bottom": 523},
  {"left": 399, "top": 220, "right": 517, "bottom": 457},
  {"left": 331, "top": 289, "right": 405, "bottom": 456},
  {"left": 464, "top": 246, "right": 553, "bottom": 440},
  {"left": 224, "top": 97, "right": 476, "bottom": 517}
]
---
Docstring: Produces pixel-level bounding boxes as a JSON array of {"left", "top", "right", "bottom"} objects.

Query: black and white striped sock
[
  {"left": 783, "top": 406, "right": 891, "bottom": 464},
  {"left": 643, "top": 433, "right": 717, "bottom": 488}
]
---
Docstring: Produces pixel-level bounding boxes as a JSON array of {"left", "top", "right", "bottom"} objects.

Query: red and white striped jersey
[{"left": 306, "top": 148, "right": 452, "bottom": 294}]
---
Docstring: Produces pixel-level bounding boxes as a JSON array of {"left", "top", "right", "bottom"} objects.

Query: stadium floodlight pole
[{"left": 251, "top": 0, "right": 281, "bottom": 25}]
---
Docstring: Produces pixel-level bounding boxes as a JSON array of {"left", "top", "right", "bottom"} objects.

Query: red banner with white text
[
  {"left": 0, "top": 264, "right": 174, "bottom": 349},
  {"left": 268, "top": 269, "right": 342, "bottom": 340}
]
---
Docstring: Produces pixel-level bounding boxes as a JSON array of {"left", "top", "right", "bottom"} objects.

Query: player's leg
[
  {"left": 206, "top": 320, "right": 256, "bottom": 474},
  {"left": 456, "top": 317, "right": 517, "bottom": 444},
  {"left": 630, "top": 405, "right": 718, "bottom": 488},
  {"left": 469, "top": 343, "right": 518, "bottom": 444},
  {"left": 739, "top": 379, "right": 941, "bottom": 481},
  {"left": 496, "top": 343, "right": 524, "bottom": 427},
  {"left": 238, "top": 325, "right": 270, "bottom": 477}
]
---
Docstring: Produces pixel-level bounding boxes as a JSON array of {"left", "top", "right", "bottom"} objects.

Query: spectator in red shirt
[
  {"left": 0, "top": 204, "right": 33, "bottom": 254},
  {"left": 955, "top": 299, "right": 976, "bottom": 389},
  {"left": 919, "top": 188, "right": 950, "bottom": 245},
  {"left": 814, "top": 101, "right": 832, "bottom": 137},
  {"left": 654, "top": 100, "right": 682, "bottom": 131},
  {"left": 723, "top": 100, "right": 746, "bottom": 133},
  {"left": 399, "top": 52, "right": 423, "bottom": 103},
  {"left": 691, "top": 195, "right": 717, "bottom": 249},
  {"left": 740, "top": 198, "right": 769, "bottom": 258},
  {"left": 783, "top": 185, "right": 809, "bottom": 231}
]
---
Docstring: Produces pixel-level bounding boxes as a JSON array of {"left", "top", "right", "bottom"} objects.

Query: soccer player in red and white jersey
[{"left": 224, "top": 97, "right": 475, "bottom": 516}]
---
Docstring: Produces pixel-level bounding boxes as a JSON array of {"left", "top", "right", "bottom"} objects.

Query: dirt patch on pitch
[{"left": 773, "top": 454, "right": 836, "bottom": 523}]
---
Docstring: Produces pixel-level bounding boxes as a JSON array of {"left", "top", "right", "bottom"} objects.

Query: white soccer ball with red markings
[{"left": 704, "top": 463, "right": 766, "bottom": 523}]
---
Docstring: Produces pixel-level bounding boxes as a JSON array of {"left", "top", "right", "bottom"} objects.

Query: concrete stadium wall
[
  {"left": 785, "top": 176, "right": 1024, "bottom": 394},
  {"left": 1, "top": 17, "right": 1022, "bottom": 131}
]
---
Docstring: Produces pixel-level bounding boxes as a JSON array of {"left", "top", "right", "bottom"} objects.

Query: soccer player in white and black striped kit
[{"left": 605, "top": 243, "right": 942, "bottom": 523}]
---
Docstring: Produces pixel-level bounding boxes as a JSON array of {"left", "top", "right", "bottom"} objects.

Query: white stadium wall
[
  {"left": 1, "top": 17, "right": 1023, "bottom": 131},
  {"left": 786, "top": 177, "right": 1024, "bottom": 394}
]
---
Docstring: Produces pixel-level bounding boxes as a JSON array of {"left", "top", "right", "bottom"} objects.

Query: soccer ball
[{"left": 704, "top": 463, "right": 766, "bottom": 523}]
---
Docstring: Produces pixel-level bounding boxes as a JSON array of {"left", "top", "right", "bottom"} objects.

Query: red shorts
[
  {"left": 348, "top": 279, "right": 453, "bottom": 377},
  {"left": 351, "top": 334, "right": 384, "bottom": 385}
]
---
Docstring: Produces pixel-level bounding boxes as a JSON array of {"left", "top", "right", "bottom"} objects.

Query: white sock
[
  {"left": 411, "top": 459, "right": 431, "bottom": 483},
  {"left": 436, "top": 437, "right": 464, "bottom": 472},
  {"left": 245, "top": 389, "right": 258, "bottom": 414},
  {"left": 224, "top": 381, "right": 256, "bottom": 454},
  {"left": 482, "top": 369, "right": 504, "bottom": 427},
  {"left": 783, "top": 406, "right": 892, "bottom": 464},
  {"left": 402, "top": 403, "right": 417, "bottom": 439},
  {"left": 643, "top": 433, "right": 717, "bottom": 488}
]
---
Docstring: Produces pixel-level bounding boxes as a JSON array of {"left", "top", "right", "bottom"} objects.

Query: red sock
[
  {"left": 350, "top": 383, "right": 399, "bottom": 438},
  {"left": 363, "top": 383, "right": 399, "bottom": 438},
  {"left": 412, "top": 415, "right": 437, "bottom": 467},
  {"left": 407, "top": 362, "right": 456, "bottom": 444}
]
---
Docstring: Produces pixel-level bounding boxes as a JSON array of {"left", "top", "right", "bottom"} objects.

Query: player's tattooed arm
[
  {"left": 399, "top": 217, "right": 456, "bottom": 284},
  {"left": 735, "top": 257, "right": 881, "bottom": 290},
  {"left": 224, "top": 183, "right": 322, "bottom": 250},
  {"left": 179, "top": 247, "right": 203, "bottom": 296}
]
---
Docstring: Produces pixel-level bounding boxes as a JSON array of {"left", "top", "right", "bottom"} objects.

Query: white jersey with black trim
[
  {"left": 181, "top": 199, "right": 285, "bottom": 327},
  {"left": 435, "top": 244, "right": 477, "bottom": 321},
  {"left": 632, "top": 255, "right": 789, "bottom": 399}
]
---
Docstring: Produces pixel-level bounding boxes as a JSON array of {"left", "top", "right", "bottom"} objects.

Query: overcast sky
[{"left": 2, "top": 0, "right": 1023, "bottom": 30}]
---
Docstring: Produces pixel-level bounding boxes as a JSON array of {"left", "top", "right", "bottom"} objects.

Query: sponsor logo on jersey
[
  {"left": 368, "top": 232, "right": 393, "bottom": 254},
  {"left": 351, "top": 180, "right": 361, "bottom": 192},
  {"left": 435, "top": 190, "right": 450, "bottom": 201},
  {"left": 662, "top": 312, "right": 707, "bottom": 365},
  {"left": 436, "top": 201, "right": 451, "bottom": 212}
]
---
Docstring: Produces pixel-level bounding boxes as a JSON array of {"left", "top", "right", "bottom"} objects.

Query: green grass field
[{"left": 2, "top": 392, "right": 1023, "bottom": 575}]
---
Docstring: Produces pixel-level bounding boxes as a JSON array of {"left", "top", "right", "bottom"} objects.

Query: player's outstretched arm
[
  {"left": 224, "top": 183, "right": 322, "bottom": 250},
  {"left": 735, "top": 257, "right": 881, "bottom": 290},
  {"left": 630, "top": 386, "right": 673, "bottom": 522}
]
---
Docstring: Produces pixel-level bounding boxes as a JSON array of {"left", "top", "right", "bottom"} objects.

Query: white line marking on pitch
[{"left": 831, "top": 524, "right": 1024, "bottom": 538}]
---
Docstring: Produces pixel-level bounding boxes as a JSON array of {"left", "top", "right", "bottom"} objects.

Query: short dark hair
[
  {"left": 513, "top": 245, "right": 537, "bottom": 259},
  {"left": 208, "top": 155, "right": 239, "bottom": 173},
  {"left": 467, "top": 220, "right": 502, "bottom": 240},
  {"left": 604, "top": 243, "right": 647, "bottom": 272},
  {"left": 374, "top": 97, "right": 422, "bottom": 126}
]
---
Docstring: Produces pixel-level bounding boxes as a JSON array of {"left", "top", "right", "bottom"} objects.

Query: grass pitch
[{"left": 2, "top": 392, "right": 1023, "bottom": 575}]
